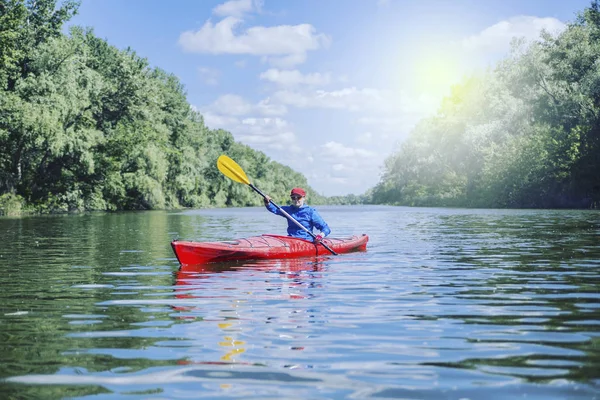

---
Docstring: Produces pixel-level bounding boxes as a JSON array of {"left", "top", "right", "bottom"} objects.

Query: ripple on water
[{"left": 0, "top": 206, "right": 598, "bottom": 399}]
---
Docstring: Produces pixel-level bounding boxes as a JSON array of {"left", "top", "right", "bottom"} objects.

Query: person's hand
[
  {"left": 314, "top": 234, "right": 324, "bottom": 243},
  {"left": 263, "top": 195, "right": 272, "bottom": 206}
]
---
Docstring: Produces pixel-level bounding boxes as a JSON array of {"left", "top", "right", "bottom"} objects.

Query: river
[{"left": 0, "top": 205, "right": 598, "bottom": 399}]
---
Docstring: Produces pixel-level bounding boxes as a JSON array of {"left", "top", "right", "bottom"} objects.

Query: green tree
[
  {"left": 0, "top": 0, "right": 327, "bottom": 213},
  {"left": 370, "top": 1, "right": 600, "bottom": 209}
]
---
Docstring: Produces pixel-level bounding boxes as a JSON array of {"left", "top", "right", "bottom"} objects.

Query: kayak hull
[{"left": 171, "top": 234, "right": 368, "bottom": 265}]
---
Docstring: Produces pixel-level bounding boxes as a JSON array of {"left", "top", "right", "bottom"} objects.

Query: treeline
[
  {"left": 369, "top": 1, "right": 600, "bottom": 209},
  {"left": 4, "top": 1, "right": 597, "bottom": 214},
  {"left": 0, "top": 0, "right": 325, "bottom": 215}
]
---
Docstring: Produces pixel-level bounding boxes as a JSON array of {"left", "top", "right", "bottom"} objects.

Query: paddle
[{"left": 217, "top": 155, "right": 338, "bottom": 256}]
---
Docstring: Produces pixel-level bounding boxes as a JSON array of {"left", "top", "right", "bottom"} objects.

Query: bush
[{"left": 0, "top": 193, "right": 25, "bottom": 216}]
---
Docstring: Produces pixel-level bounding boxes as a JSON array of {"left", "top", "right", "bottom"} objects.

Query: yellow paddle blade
[{"left": 217, "top": 155, "right": 250, "bottom": 185}]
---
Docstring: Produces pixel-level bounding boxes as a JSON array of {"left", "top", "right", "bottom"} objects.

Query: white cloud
[
  {"left": 260, "top": 68, "right": 331, "bottom": 86},
  {"left": 198, "top": 98, "right": 301, "bottom": 155},
  {"left": 261, "top": 53, "right": 308, "bottom": 68},
  {"left": 201, "top": 113, "right": 240, "bottom": 129},
  {"left": 212, "top": 0, "right": 261, "bottom": 18},
  {"left": 462, "top": 16, "right": 566, "bottom": 54},
  {"left": 272, "top": 87, "right": 383, "bottom": 111},
  {"left": 210, "top": 94, "right": 253, "bottom": 116},
  {"left": 239, "top": 131, "right": 298, "bottom": 151},
  {"left": 237, "top": 117, "right": 298, "bottom": 150},
  {"left": 241, "top": 117, "right": 288, "bottom": 129},
  {"left": 204, "top": 94, "right": 287, "bottom": 117},
  {"left": 288, "top": 141, "right": 383, "bottom": 195},
  {"left": 256, "top": 98, "right": 288, "bottom": 116},
  {"left": 356, "top": 116, "right": 422, "bottom": 135},
  {"left": 178, "top": 16, "right": 331, "bottom": 67},
  {"left": 320, "top": 141, "right": 377, "bottom": 160},
  {"left": 272, "top": 87, "right": 435, "bottom": 116},
  {"left": 198, "top": 67, "right": 220, "bottom": 85}
]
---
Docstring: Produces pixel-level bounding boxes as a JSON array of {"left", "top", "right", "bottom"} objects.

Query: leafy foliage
[
  {"left": 0, "top": 0, "right": 321, "bottom": 213},
  {"left": 370, "top": 1, "right": 600, "bottom": 209}
]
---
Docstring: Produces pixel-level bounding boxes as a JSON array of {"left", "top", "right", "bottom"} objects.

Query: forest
[
  {"left": 0, "top": 0, "right": 326, "bottom": 215},
  {"left": 370, "top": 2, "right": 600, "bottom": 209},
  {"left": 1, "top": 0, "right": 599, "bottom": 215}
]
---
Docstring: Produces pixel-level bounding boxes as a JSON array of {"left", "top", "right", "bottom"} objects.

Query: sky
[{"left": 66, "top": 0, "right": 591, "bottom": 196}]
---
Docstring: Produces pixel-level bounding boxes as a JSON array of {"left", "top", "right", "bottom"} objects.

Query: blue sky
[{"left": 67, "top": 0, "right": 591, "bottom": 196}]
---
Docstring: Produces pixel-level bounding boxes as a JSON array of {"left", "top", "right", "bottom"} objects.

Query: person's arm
[
  {"left": 312, "top": 208, "right": 331, "bottom": 239},
  {"left": 264, "top": 195, "right": 283, "bottom": 215}
]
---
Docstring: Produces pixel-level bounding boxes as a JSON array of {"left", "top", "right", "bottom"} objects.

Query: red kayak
[{"left": 171, "top": 234, "right": 369, "bottom": 265}]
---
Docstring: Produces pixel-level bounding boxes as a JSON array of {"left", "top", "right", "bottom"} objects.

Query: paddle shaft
[{"left": 249, "top": 184, "right": 338, "bottom": 256}]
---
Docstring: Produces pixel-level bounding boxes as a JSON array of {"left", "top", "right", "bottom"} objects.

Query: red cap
[{"left": 290, "top": 187, "right": 306, "bottom": 197}]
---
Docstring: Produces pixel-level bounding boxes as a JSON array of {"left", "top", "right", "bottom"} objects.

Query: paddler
[{"left": 263, "top": 187, "right": 331, "bottom": 243}]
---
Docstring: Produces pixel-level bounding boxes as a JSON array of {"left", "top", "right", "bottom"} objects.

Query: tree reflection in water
[{"left": 173, "top": 258, "right": 324, "bottom": 367}]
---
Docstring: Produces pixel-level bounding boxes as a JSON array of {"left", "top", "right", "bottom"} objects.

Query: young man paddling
[{"left": 263, "top": 187, "right": 331, "bottom": 243}]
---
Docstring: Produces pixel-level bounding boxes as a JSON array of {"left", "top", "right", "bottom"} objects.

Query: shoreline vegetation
[{"left": 1, "top": 1, "right": 599, "bottom": 216}]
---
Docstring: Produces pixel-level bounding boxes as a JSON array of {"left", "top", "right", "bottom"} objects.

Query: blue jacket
[{"left": 265, "top": 202, "right": 331, "bottom": 241}]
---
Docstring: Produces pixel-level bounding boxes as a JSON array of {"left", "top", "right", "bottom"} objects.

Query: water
[{"left": 0, "top": 205, "right": 598, "bottom": 399}]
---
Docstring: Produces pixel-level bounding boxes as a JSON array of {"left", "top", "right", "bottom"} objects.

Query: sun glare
[{"left": 412, "top": 50, "right": 463, "bottom": 96}]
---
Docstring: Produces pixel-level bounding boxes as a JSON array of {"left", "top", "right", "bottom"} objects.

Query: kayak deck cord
[{"left": 241, "top": 236, "right": 293, "bottom": 248}]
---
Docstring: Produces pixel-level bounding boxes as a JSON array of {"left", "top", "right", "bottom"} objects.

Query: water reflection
[
  {"left": 175, "top": 258, "right": 325, "bottom": 299},
  {"left": 173, "top": 258, "right": 325, "bottom": 367}
]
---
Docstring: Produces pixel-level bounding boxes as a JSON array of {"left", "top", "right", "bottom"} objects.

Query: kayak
[{"left": 171, "top": 234, "right": 369, "bottom": 265}]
